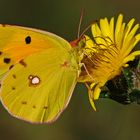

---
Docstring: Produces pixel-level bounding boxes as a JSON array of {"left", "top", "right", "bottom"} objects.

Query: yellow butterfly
[{"left": 0, "top": 24, "right": 91, "bottom": 123}]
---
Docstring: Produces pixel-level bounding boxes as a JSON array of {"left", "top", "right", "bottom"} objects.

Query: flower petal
[
  {"left": 92, "top": 23, "right": 106, "bottom": 45},
  {"left": 93, "top": 84, "right": 101, "bottom": 100},
  {"left": 123, "top": 24, "right": 139, "bottom": 50},
  {"left": 115, "top": 14, "right": 123, "bottom": 45},
  {"left": 100, "top": 18, "right": 110, "bottom": 37},
  {"left": 123, "top": 18, "right": 135, "bottom": 41},
  {"left": 122, "top": 50, "right": 140, "bottom": 64},
  {"left": 109, "top": 17, "right": 115, "bottom": 41},
  {"left": 89, "top": 93, "right": 96, "bottom": 111}
]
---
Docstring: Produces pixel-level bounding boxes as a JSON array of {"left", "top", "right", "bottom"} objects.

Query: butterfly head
[{"left": 70, "top": 35, "right": 86, "bottom": 49}]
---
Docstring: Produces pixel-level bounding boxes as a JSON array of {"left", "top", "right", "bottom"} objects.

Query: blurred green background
[{"left": 0, "top": 0, "right": 140, "bottom": 140}]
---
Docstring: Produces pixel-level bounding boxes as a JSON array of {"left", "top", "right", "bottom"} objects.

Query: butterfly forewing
[
  {"left": 0, "top": 25, "right": 72, "bottom": 80},
  {"left": 0, "top": 26, "right": 79, "bottom": 123}
]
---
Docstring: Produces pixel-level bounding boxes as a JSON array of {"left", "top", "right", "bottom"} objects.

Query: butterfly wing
[
  {"left": 0, "top": 28, "right": 79, "bottom": 123},
  {"left": 0, "top": 24, "right": 68, "bottom": 79}
]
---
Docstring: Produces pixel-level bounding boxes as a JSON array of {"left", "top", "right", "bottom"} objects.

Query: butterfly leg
[{"left": 80, "top": 62, "right": 94, "bottom": 81}]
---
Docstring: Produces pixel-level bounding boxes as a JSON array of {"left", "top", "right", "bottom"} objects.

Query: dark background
[{"left": 0, "top": 0, "right": 140, "bottom": 140}]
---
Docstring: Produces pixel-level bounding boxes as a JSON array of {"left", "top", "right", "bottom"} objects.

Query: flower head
[{"left": 78, "top": 14, "right": 140, "bottom": 110}]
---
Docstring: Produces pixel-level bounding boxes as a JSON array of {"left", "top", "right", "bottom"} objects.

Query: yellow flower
[{"left": 78, "top": 14, "right": 140, "bottom": 110}]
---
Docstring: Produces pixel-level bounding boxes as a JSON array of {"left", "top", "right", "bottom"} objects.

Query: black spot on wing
[
  {"left": 19, "top": 59, "right": 27, "bottom": 67},
  {"left": 33, "top": 105, "right": 36, "bottom": 109},
  {"left": 4, "top": 58, "right": 11, "bottom": 64},
  {"left": 21, "top": 101, "right": 27, "bottom": 105},
  {"left": 43, "top": 106, "right": 48, "bottom": 109},
  {"left": 12, "top": 74, "right": 16, "bottom": 79},
  {"left": 25, "top": 36, "right": 31, "bottom": 44},
  {"left": 12, "top": 87, "right": 16, "bottom": 90},
  {"left": 0, "top": 51, "right": 2, "bottom": 55},
  {"left": 9, "top": 65, "right": 14, "bottom": 70}
]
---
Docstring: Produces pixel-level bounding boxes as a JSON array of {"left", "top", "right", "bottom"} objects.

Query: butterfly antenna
[
  {"left": 77, "top": 9, "right": 84, "bottom": 39},
  {"left": 79, "top": 20, "right": 98, "bottom": 39}
]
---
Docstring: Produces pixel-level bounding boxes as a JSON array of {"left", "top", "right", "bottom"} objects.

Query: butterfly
[{"left": 0, "top": 24, "right": 93, "bottom": 124}]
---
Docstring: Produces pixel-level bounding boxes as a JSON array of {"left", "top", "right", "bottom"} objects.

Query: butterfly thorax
[
  {"left": 70, "top": 35, "right": 86, "bottom": 57},
  {"left": 70, "top": 36, "right": 88, "bottom": 78}
]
